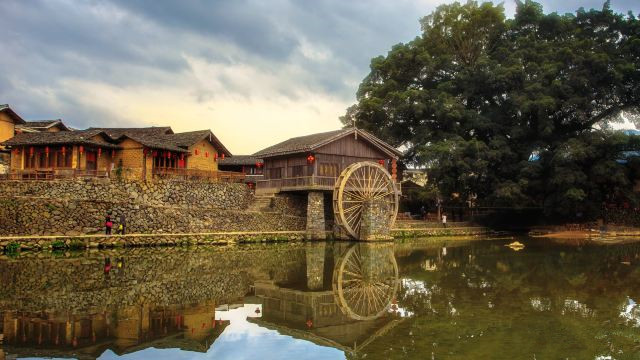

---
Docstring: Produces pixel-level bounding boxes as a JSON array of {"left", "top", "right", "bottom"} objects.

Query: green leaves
[{"left": 344, "top": 1, "right": 640, "bottom": 220}]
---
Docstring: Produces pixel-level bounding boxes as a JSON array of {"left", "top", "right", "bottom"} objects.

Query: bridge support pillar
[
  {"left": 306, "top": 191, "right": 326, "bottom": 240},
  {"left": 360, "top": 200, "right": 393, "bottom": 241},
  {"left": 306, "top": 243, "right": 326, "bottom": 290}
]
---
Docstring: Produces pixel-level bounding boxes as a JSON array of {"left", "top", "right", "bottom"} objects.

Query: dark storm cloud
[{"left": 0, "top": 0, "right": 638, "bottom": 125}]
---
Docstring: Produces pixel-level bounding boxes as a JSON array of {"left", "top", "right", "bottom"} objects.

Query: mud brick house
[{"left": 0, "top": 105, "right": 237, "bottom": 181}]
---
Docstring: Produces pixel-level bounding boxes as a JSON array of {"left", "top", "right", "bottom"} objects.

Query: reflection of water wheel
[
  {"left": 332, "top": 162, "right": 399, "bottom": 239},
  {"left": 332, "top": 244, "right": 399, "bottom": 320}
]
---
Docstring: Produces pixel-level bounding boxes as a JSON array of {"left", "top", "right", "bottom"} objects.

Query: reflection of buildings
[
  {"left": 249, "top": 243, "right": 406, "bottom": 354},
  {"left": 1, "top": 302, "right": 229, "bottom": 359}
]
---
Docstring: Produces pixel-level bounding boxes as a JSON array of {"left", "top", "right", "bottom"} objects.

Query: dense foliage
[{"left": 343, "top": 1, "right": 640, "bottom": 219}]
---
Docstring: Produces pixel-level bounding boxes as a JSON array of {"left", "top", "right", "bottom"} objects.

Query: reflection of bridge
[{"left": 248, "top": 243, "right": 404, "bottom": 354}]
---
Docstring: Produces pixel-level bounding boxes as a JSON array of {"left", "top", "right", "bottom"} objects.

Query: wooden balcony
[
  {"left": 152, "top": 168, "right": 245, "bottom": 183},
  {"left": 256, "top": 176, "right": 402, "bottom": 194}
]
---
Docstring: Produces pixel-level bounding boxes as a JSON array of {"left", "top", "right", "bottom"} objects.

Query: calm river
[{"left": 0, "top": 237, "right": 639, "bottom": 359}]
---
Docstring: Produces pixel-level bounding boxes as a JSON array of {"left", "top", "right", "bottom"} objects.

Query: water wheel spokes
[{"left": 333, "top": 162, "right": 399, "bottom": 240}]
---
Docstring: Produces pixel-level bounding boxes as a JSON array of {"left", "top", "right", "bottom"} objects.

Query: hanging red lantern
[
  {"left": 61, "top": 146, "right": 66, "bottom": 155},
  {"left": 29, "top": 146, "right": 34, "bottom": 156},
  {"left": 45, "top": 146, "right": 50, "bottom": 156},
  {"left": 195, "top": 149, "right": 200, "bottom": 156},
  {"left": 143, "top": 148, "right": 148, "bottom": 156},
  {"left": 205, "top": 151, "right": 209, "bottom": 158},
  {"left": 79, "top": 146, "right": 84, "bottom": 155},
  {"left": 256, "top": 162, "right": 263, "bottom": 168},
  {"left": 98, "top": 148, "right": 102, "bottom": 157},
  {"left": 378, "top": 159, "right": 385, "bottom": 166},
  {"left": 306, "top": 154, "right": 315, "bottom": 164},
  {"left": 153, "top": 150, "right": 158, "bottom": 157},
  {"left": 214, "top": 153, "right": 218, "bottom": 161},
  {"left": 166, "top": 151, "right": 170, "bottom": 159},
  {"left": 221, "top": 153, "right": 225, "bottom": 160},
  {"left": 180, "top": 153, "right": 184, "bottom": 161}
]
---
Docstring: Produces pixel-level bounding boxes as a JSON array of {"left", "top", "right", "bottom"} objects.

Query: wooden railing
[
  {"left": 152, "top": 168, "right": 245, "bottom": 183},
  {"left": 256, "top": 175, "right": 402, "bottom": 193},
  {"left": 2, "top": 169, "right": 110, "bottom": 180}
]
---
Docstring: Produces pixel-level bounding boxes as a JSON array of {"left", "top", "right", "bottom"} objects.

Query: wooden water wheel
[
  {"left": 332, "top": 244, "right": 399, "bottom": 320},
  {"left": 332, "top": 161, "right": 399, "bottom": 240}
]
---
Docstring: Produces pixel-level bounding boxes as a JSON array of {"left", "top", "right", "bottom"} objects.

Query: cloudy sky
[{"left": 1, "top": 1, "right": 638, "bottom": 154}]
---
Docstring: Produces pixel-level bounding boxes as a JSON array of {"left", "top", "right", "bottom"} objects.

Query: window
[
  {"left": 56, "top": 150, "right": 72, "bottom": 168},
  {"left": 269, "top": 167, "right": 282, "bottom": 179},
  {"left": 290, "top": 165, "right": 307, "bottom": 177},
  {"left": 318, "top": 163, "right": 339, "bottom": 177}
]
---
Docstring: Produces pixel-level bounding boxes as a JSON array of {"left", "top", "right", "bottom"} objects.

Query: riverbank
[
  {"left": 0, "top": 226, "right": 492, "bottom": 252},
  {"left": 529, "top": 225, "right": 640, "bottom": 239}
]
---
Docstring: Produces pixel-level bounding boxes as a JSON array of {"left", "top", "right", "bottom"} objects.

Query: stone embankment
[{"left": 0, "top": 179, "right": 306, "bottom": 236}]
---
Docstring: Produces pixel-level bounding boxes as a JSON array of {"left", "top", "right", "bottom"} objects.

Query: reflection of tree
[{"left": 357, "top": 241, "right": 640, "bottom": 359}]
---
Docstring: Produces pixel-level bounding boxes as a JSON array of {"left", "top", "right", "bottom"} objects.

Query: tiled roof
[
  {"left": 218, "top": 155, "right": 262, "bottom": 166},
  {"left": 1, "top": 129, "right": 121, "bottom": 149},
  {"left": 253, "top": 128, "right": 402, "bottom": 158},
  {"left": 90, "top": 127, "right": 173, "bottom": 138},
  {"left": 166, "top": 130, "right": 232, "bottom": 156},
  {"left": 19, "top": 120, "right": 71, "bottom": 131},
  {"left": 0, "top": 104, "right": 26, "bottom": 124}
]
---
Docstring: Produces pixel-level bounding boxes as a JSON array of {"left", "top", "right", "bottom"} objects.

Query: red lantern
[
  {"left": 214, "top": 153, "right": 218, "bottom": 161},
  {"left": 61, "top": 146, "right": 66, "bottom": 155},
  {"left": 79, "top": 146, "right": 84, "bottom": 155},
  {"left": 378, "top": 159, "right": 385, "bottom": 166},
  {"left": 45, "top": 146, "right": 50, "bottom": 156},
  {"left": 195, "top": 149, "right": 200, "bottom": 156},
  {"left": 98, "top": 148, "right": 102, "bottom": 157},
  {"left": 221, "top": 153, "right": 225, "bottom": 160},
  {"left": 153, "top": 150, "right": 158, "bottom": 157},
  {"left": 306, "top": 154, "right": 315, "bottom": 164},
  {"left": 29, "top": 146, "right": 34, "bottom": 156},
  {"left": 255, "top": 162, "right": 263, "bottom": 168},
  {"left": 166, "top": 151, "right": 170, "bottom": 159},
  {"left": 143, "top": 148, "right": 148, "bottom": 156},
  {"left": 205, "top": 151, "right": 209, "bottom": 158},
  {"left": 180, "top": 153, "right": 184, "bottom": 161}
]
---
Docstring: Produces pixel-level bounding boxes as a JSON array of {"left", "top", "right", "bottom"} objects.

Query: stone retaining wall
[{"left": 0, "top": 179, "right": 306, "bottom": 236}]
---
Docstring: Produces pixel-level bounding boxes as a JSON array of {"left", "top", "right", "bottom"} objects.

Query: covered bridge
[{"left": 254, "top": 127, "right": 401, "bottom": 194}]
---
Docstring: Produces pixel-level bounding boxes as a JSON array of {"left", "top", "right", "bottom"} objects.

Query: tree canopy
[{"left": 342, "top": 0, "right": 640, "bottom": 219}]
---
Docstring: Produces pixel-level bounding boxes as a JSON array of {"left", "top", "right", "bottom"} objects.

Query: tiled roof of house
[
  {"left": 19, "top": 120, "right": 71, "bottom": 131},
  {"left": 253, "top": 128, "right": 402, "bottom": 158},
  {"left": 0, "top": 104, "right": 26, "bottom": 124},
  {"left": 1, "top": 129, "right": 121, "bottom": 149},
  {"left": 218, "top": 155, "right": 262, "bottom": 166},
  {"left": 167, "top": 130, "right": 232, "bottom": 156}
]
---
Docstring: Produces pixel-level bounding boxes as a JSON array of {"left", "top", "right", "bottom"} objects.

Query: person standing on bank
[
  {"left": 119, "top": 213, "right": 126, "bottom": 235},
  {"left": 442, "top": 213, "right": 447, "bottom": 228},
  {"left": 105, "top": 213, "right": 113, "bottom": 235}
]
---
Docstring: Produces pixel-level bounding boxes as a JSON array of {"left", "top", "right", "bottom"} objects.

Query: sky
[{"left": 1, "top": 1, "right": 639, "bottom": 154}]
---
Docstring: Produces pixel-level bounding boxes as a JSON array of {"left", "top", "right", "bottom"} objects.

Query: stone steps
[{"left": 247, "top": 195, "right": 275, "bottom": 212}]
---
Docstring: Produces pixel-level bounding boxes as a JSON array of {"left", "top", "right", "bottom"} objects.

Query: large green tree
[{"left": 343, "top": 1, "right": 640, "bottom": 219}]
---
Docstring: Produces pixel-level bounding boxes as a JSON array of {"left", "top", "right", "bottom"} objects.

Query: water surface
[{"left": 1, "top": 237, "right": 639, "bottom": 359}]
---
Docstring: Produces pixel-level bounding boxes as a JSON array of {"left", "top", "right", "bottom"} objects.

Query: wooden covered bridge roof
[{"left": 253, "top": 127, "right": 402, "bottom": 158}]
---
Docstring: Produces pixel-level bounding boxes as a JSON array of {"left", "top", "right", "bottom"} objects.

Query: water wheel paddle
[
  {"left": 332, "top": 161, "right": 399, "bottom": 240},
  {"left": 332, "top": 244, "right": 399, "bottom": 320}
]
